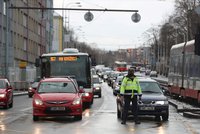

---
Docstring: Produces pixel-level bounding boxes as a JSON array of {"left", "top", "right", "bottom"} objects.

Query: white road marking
[{"left": 81, "top": 121, "right": 89, "bottom": 127}]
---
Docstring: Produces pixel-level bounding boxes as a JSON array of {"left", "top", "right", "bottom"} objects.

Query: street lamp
[
  {"left": 62, "top": 2, "right": 81, "bottom": 30},
  {"left": 62, "top": 1, "right": 81, "bottom": 49}
]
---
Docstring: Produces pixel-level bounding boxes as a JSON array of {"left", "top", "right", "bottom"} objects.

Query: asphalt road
[{"left": 1, "top": 82, "right": 200, "bottom": 134}]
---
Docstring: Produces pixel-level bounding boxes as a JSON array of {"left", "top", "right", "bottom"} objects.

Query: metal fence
[{"left": 8, "top": 67, "right": 36, "bottom": 91}]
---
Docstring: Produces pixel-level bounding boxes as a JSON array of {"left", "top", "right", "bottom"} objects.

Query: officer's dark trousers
[{"left": 122, "top": 95, "right": 139, "bottom": 123}]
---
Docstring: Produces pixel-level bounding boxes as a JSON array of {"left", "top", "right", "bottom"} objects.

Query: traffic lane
[
  {"left": 1, "top": 82, "right": 200, "bottom": 134},
  {"left": 0, "top": 95, "right": 32, "bottom": 124}
]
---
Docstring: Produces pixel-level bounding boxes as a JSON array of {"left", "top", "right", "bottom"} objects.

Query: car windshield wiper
[{"left": 143, "top": 91, "right": 160, "bottom": 93}]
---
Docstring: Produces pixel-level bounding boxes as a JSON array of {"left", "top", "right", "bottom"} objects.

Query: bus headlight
[{"left": 83, "top": 93, "right": 90, "bottom": 97}]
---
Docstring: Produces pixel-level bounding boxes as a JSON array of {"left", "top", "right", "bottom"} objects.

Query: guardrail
[{"left": 10, "top": 81, "right": 30, "bottom": 91}]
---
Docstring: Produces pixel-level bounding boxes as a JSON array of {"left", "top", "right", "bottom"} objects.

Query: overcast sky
[{"left": 53, "top": 0, "right": 175, "bottom": 51}]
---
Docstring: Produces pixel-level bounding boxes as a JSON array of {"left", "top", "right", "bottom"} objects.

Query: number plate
[
  {"left": 50, "top": 107, "right": 65, "bottom": 111},
  {"left": 140, "top": 106, "right": 154, "bottom": 110}
]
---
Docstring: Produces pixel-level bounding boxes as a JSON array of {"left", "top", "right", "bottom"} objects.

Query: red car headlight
[
  {"left": 0, "top": 94, "right": 6, "bottom": 98},
  {"left": 34, "top": 99, "right": 43, "bottom": 105},
  {"left": 72, "top": 98, "right": 81, "bottom": 105}
]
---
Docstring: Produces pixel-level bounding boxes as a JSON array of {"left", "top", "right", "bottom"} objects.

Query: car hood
[
  {"left": 36, "top": 93, "right": 78, "bottom": 101},
  {"left": 0, "top": 89, "right": 6, "bottom": 93},
  {"left": 141, "top": 93, "right": 167, "bottom": 101}
]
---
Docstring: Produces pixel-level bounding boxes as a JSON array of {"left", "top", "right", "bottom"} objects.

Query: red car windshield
[
  {"left": 38, "top": 82, "right": 77, "bottom": 93},
  {"left": 0, "top": 80, "right": 6, "bottom": 89}
]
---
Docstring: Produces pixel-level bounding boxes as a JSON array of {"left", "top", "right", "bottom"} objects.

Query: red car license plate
[{"left": 50, "top": 107, "right": 65, "bottom": 111}]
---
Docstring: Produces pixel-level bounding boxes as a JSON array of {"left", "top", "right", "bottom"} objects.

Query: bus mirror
[
  {"left": 194, "top": 33, "right": 200, "bottom": 56},
  {"left": 35, "top": 58, "right": 40, "bottom": 67}
]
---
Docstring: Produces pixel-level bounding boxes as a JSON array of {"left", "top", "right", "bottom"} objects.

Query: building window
[
  {"left": 38, "top": 25, "right": 41, "bottom": 35},
  {"left": 23, "top": 14, "right": 27, "bottom": 27},
  {"left": 23, "top": 38, "right": 27, "bottom": 51},
  {"left": 38, "top": 46, "right": 41, "bottom": 55},
  {"left": 3, "top": 1, "right": 6, "bottom": 15},
  {"left": 23, "top": 0, "right": 27, "bottom": 4}
]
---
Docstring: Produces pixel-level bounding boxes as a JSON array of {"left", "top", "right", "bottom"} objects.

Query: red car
[
  {"left": 0, "top": 78, "right": 13, "bottom": 109},
  {"left": 32, "top": 77, "right": 84, "bottom": 121}
]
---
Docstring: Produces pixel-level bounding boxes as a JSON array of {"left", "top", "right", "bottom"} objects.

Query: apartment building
[{"left": 0, "top": 0, "right": 53, "bottom": 88}]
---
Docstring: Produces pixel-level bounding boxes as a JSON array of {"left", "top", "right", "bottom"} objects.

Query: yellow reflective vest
[{"left": 120, "top": 76, "right": 142, "bottom": 96}]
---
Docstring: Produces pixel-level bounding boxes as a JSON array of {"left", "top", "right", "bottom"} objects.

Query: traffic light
[{"left": 194, "top": 33, "right": 200, "bottom": 56}]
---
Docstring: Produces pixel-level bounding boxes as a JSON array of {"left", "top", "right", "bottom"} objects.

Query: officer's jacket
[{"left": 120, "top": 76, "right": 142, "bottom": 96}]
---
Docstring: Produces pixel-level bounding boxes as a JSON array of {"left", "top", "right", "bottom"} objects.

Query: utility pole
[{"left": 5, "top": 0, "right": 10, "bottom": 78}]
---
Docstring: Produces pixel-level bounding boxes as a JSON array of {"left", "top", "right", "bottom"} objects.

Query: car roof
[
  {"left": 138, "top": 77, "right": 157, "bottom": 82},
  {"left": 0, "top": 78, "right": 8, "bottom": 80},
  {"left": 40, "top": 77, "right": 72, "bottom": 82}
]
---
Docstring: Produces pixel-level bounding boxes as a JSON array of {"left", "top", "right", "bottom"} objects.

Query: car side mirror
[
  {"left": 32, "top": 88, "right": 37, "bottom": 94},
  {"left": 7, "top": 85, "right": 12, "bottom": 89},
  {"left": 79, "top": 86, "right": 85, "bottom": 93}
]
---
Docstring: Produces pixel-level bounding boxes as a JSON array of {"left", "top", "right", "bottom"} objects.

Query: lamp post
[{"left": 62, "top": 1, "right": 81, "bottom": 49}]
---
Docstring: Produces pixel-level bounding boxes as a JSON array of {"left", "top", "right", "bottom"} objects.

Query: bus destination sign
[{"left": 50, "top": 56, "right": 78, "bottom": 62}]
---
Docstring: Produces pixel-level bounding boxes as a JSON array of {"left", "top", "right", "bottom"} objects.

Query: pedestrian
[{"left": 120, "top": 68, "right": 142, "bottom": 125}]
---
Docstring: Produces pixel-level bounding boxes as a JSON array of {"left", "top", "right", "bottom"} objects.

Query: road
[{"left": 1, "top": 82, "right": 200, "bottom": 134}]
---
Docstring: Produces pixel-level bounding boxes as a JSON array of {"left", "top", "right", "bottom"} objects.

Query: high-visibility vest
[{"left": 120, "top": 76, "right": 142, "bottom": 96}]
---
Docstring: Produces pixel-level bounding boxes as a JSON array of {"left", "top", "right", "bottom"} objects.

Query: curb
[
  {"left": 183, "top": 112, "right": 200, "bottom": 119},
  {"left": 169, "top": 100, "right": 200, "bottom": 118}
]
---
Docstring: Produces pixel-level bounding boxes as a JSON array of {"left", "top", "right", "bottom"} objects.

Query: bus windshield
[{"left": 41, "top": 55, "right": 90, "bottom": 87}]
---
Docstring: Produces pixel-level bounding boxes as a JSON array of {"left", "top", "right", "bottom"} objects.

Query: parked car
[
  {"left": 0, "top": 78, "right": 13, "bottom": 109},
  {"left": 113, "top": 76, "right": 124, "bottom": 96},
  {"left": 116, "top": 78, "right": 169, "bottom": 121},
  {"left": 28, "top": 82, "right": 39, "bottom": 98},
  {"left": 32, "top": 77, "right": 84, "bottom": 121},
  {"left": 92, "top": 75, "right": 102, "bottom": 98},
  {"left": 145, "top": 69, "right": 151, "bottom": 75},
  {"left": 140, "top": 67, "right": 146, "bottom": 73},
  {"left": 150, "top": 71, "right": 158, "bottom": 77}
]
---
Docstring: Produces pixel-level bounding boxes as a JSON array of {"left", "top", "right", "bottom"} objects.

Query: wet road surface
[{"left": 1, "top": 82, "right": 200, "bottom": 134}]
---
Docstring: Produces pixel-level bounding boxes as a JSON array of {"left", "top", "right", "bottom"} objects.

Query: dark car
[
  {"left": 0, "top": 78, "right": 13, "bottom": 109},
  {"left": 32, "top": 77, "right": 84, "bottom": 121},
  {"left": 28, "top": 82, "right": 39, "bottom": 98},
  {"left": 113, "top": 75, "right": 124, "bottom": 96},
  {"left": 92, "top": 75, "right": 102, "bottom": 98},
  {"left": 116, "top": 78, "right": 169, "bottom": 121}
]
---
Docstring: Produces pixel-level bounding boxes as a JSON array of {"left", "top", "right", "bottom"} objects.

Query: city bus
[
  {"left": 114, "top": 61, "right": 127, "bottom": 72},
  {"left": 35, "top": 48, "right": 93, "bottom": 105}
]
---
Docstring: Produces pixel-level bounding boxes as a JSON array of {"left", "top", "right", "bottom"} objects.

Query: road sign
[
  {"left": 84, "top": 11, "right": 94, "bottom": 22},
  {"left": 131, "top": 12, "right": 141, "bottom": 23}
]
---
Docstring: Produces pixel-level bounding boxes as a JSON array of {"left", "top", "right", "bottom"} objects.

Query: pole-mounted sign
[
  {"left": 131, "top": 12, "right": 141, "bottom": 23},
  {"left": 9, "top": 6, "right": 141, "bottom": 23},
  {"left": 84, "top": 11, "right": 94, "bottom": 22}
]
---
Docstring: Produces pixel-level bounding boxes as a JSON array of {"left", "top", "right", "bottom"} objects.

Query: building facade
[
  {"left": 0, "top": 0, "right": 53, "bottom": 88},
  {"left": 52, "top": 12, "right": 63, "bottom": 52}
]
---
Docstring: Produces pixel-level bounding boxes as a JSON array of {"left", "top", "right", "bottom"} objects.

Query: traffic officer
[{"left": 120, "top": 68, "right": 142, "bottom": 125}]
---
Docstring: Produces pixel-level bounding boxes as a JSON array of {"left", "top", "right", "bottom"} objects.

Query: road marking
[
  {"left": 81, "top": 121, "right": 89, "bottom": 127},
  {"left": 0, "top": 117, "right": 12, "bottom": 122},
  {"left": 20, "top": 107, "right": 32, "bottom": 112}
]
